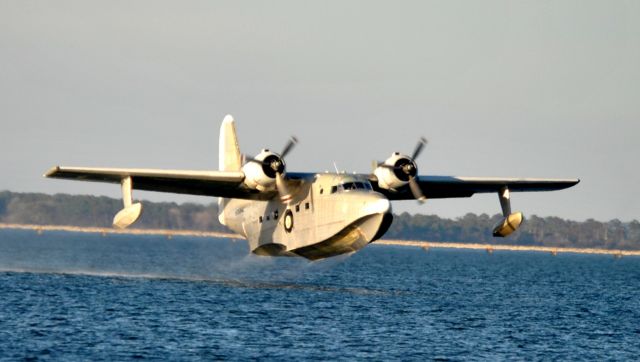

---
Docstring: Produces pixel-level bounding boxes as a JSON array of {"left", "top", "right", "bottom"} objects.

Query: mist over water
[{"left": 1, "top": 229, "right": 639, "bottom": 360}]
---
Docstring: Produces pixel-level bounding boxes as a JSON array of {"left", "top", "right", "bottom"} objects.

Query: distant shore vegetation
[{"left": 1, "top": 191, "right": 639, "bottom": 250}]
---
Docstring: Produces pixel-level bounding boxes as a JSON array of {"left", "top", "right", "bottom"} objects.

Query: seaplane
[{"left": 45, "top": 115, "right": 579, "bottom": 260}]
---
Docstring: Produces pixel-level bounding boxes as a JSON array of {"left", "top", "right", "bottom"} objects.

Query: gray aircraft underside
[{"left": 46, "top": 115, "right": 579, "bottom": 260}]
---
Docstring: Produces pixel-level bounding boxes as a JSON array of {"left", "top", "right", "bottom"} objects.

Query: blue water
[{"left": 0, "top": 230, "right": 639, "bottom": 360}]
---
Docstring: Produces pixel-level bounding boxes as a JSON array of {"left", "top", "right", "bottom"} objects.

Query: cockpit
[{"left": 330, "top": 181, "right": 373, "bottom": 194}]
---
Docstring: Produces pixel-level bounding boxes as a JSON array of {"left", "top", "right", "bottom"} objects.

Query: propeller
[
  {"left": 377, "top": 137, "right": 428, "bottom": 203},
  {"left": 245, "top": 136, "right": 298, "bottom": 203}
]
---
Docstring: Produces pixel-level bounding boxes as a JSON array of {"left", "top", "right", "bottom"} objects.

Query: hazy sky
[{"left": 1, "top": 1, "right": 638, "bottom": 221}]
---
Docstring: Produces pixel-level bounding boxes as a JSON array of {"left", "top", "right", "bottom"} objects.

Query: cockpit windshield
[{"left": 330, "top": 181, "right": 373, "bottom": 194}]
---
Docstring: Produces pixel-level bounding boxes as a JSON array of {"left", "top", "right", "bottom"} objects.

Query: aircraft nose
[{"left": 363, "top": 197, "right": 391, "bottom": 215}]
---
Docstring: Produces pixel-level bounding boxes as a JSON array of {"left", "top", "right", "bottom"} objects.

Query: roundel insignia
[{"left": 284, "top": 209, "right": 294, "bottom": 233}]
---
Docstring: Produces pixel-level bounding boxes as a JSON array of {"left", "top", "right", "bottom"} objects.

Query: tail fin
[
  {"left": 219, "top": 115, "right": 242, "bottom": 171},
  {"left": 218, "top": 115, "right": 242, "bottom": 225}
]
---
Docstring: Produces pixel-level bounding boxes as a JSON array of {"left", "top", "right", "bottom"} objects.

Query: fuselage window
[
  {"left": 266, "top": 215, "right": 270, "bottom": 221},
  {"left": 331, "top": 186, "right": 338, "bottom": 194},
  {"left": 320, "top": 188, "right": 324, "bottom": 194},
  {"left": 274, "top": 210, "right": 279, "bottom": 219},
  {"left": 305, "top": 202, "right": 310, "bottom": 210},
  {"left": 259, "top": 216, "right": 263, "bottom": 223},
  {"left": 295, "top": 204, "right": 300, "bottom": 212}
]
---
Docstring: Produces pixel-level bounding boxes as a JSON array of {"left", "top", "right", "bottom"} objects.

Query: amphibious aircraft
[{"left": 46, "top": 115, "right": 579, "bottom": 260}]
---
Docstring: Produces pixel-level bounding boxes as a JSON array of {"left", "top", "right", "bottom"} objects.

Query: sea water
[{"left": 0, "top": 229, "right": 639, "bottom": 360}]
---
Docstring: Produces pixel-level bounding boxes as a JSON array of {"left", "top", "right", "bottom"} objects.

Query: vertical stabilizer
[
  {"left": 219, "top": 115, "right": 242, "bottom": 171},
  {"left": 218, "top": 115, "right": 242, "bottom": 225}
]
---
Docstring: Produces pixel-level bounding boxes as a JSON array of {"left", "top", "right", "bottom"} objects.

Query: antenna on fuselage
[{"left": 333, "top": 162, "right": 339, "bottom": 173}]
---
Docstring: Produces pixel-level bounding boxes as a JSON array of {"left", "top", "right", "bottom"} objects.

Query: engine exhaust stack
[{"left": 492, "top": 187, "right": 524, "bottom": 237}]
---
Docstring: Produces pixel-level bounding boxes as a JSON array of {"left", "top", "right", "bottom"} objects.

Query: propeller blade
[
  {"left": 409, "top": 176, "right": 426, "bottom": 204},
  {"left": 277, "top": 137, "right": 296, "bottom": 203},
  {"left": 411, "top": 137, "right": 428, "bottom": 160},
  {"left": 281, "top": 137, "right": 298, "bottom": 159},
  {"left": 276, "top": 172, "right": 293, "bottom": 204}
]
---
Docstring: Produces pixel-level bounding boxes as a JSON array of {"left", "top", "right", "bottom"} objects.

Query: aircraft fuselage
[{"left": 222, "top": 173, "right": 393, "bottom": 260}]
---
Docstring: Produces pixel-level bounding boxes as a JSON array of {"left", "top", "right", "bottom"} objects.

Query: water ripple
[{"left": 1, "top": 229, "right": 639, "bottom": 360}]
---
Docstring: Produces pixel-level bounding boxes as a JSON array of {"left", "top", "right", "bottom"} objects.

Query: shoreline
[
  {"left": 375, "top": 240, "right": 640, "bottom": 256},
  {"left": 1, "top": 223, "right": 638, "bottom": 257}
]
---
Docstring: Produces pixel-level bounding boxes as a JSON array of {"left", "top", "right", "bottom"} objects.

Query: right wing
[{"left": 45, "top": 166, "right": 277, "bottom": 200}]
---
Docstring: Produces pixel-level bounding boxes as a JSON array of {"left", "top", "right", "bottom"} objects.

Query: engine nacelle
[
  {"left": 242, "top": 149, "right": 285, "bottom": 191},
  {"left": 374, "top": 152, "right": 418, "bottom": 190}
]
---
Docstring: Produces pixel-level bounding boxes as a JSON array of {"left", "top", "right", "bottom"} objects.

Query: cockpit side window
[
  {"left": 343, "top": 182, "right": 356, "bottom": 190},
  {"left": 331, "top": 181, "right": 373, "bottom": 193}
]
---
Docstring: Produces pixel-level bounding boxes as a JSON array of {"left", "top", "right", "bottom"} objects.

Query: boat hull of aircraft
[
  {"left": 224, "top": 184, "right": 393, "bottom": 260},
  {"left": 290, "top": 212, "right": 393, "bottom": 260}
]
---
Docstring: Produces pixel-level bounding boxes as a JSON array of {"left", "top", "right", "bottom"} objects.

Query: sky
[{"left": 1, "top": 1, "right": 638, "bottom": 222}]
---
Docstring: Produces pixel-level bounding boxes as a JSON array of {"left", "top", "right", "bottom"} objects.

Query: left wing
[
  {"left": 370, "top": 175, "right": 580, "bottom": 200},
  {"left": 45, "top": 166, "right": 276, "bottom": 200}
]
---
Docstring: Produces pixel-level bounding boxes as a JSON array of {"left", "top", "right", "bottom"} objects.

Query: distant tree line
[
  {"left": 0, "top": 191, "right": 226, "bottom": 232},
  {"left": 1, "top": 191, "right": 639, "bottom": 250},
  {"left": 386, "top": 213, "right": 640, "bottom": 250}
]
